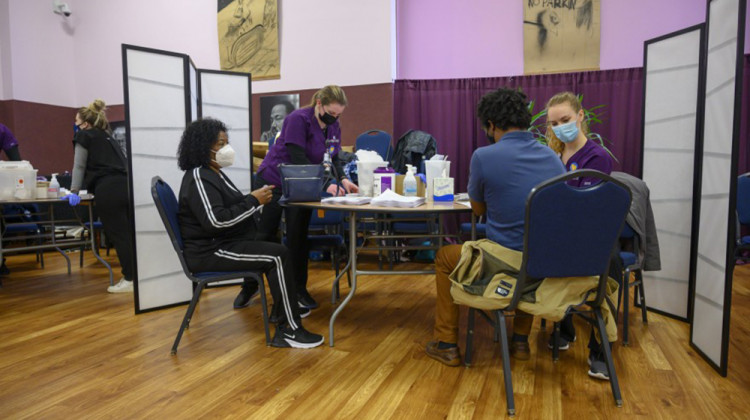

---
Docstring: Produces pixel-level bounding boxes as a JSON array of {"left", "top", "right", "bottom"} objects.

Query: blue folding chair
[
  {"left": 735, "top": 173, "right": 750, "bottom": 261},
  {"left": 151, "top": 176, "right": 271, "bottom": 354},
  {"left": 355, "top": 130, "right": 393, "bottom": 162},
  {"left": 461, "top": 170, "right": 631, "bottom": 415}
]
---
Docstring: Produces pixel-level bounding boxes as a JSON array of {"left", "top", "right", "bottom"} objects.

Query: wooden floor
[{"left": 1, "top": 250, "right": 749, "bottom": 419}]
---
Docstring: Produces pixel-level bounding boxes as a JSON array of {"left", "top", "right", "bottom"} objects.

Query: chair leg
[
  {"left": 623, "top": 269, "right": 631, "bottom": 346},
  {"left": 595, "top": 307, "right": 623, "bottom": 407},
  {"left": 257, "top": 276, "right": 271, "bottom": 345},
  {"left": 172, "top": 282, "right": 205, "bottom": 355},
  {"left": 496, "top": 311, "right": 516, "bottom": 416},
  {"left": 552, "top": 321, "right": 560, "bottom": 361},
  {"left": 637, "top": 270, "right": 648, "bottom": 324},
  {"left": 465, "top": 308, "right": 476, "bottom": 366}
]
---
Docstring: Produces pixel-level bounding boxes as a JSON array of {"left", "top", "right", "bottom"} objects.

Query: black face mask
[
  {"left": 485, "top": 127, "right": 495, "bottom": 144},
  {"left": 319, "top": 111, "right": 338, "bottom": 126}
]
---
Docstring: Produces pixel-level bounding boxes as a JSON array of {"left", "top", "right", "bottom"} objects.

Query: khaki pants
[{"left": 433, "top": 245, "right": 532, "bottom": 344}]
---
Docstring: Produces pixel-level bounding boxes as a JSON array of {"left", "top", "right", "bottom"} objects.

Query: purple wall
[{"left": 397, "top": 0, "right": 747, "bottom": 79}]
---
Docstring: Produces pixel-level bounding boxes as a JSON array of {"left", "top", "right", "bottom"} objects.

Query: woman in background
[{"left": 70, "top": 99, "right": 134, "bottom": 293}]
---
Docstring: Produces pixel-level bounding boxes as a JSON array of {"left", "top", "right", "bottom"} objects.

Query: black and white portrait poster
[
  {"left": 523, "top": 0, "right": 600, "bottom": 74},
  {"left": 259, "top": 94, "right": 299, "bottom": 145}
]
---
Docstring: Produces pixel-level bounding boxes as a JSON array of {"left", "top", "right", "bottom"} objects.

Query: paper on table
[
  {"left": 370, "top": 189, "right": 425, "bottom": 208},
  {"left": 321, "top": 196, "right": 372, "bottom": 205}
]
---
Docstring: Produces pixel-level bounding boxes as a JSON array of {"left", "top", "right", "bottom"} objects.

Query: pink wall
[{"left": 397, "top": 0, "right": 748, "bottom": 80}]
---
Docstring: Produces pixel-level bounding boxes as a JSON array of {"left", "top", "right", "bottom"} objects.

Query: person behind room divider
[
  {"left": 176, "top": 118, "right": 323, "bottom": 348},
  {"left": 253, "top": 85, "right": 358, "bottom": 312},
  {"left": 68, "top": 99, "right": 135, "bottom": 294}
]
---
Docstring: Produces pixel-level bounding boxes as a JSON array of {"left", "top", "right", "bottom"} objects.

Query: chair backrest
[
  {"left": 355, "top": 130, "right": 393, "bottom": 162},
  {"left": 737, "top": 173, "right": 750, "bottom": 225},
  {"left": 151, "top": 176, "right": 185, "bottom": 256},
  {"left": 517, "top": 170, "right": 631, "bottom": 307},
  {"left": 620, "top": 222, "right": 636, "bottom": 239},
  {"left": 310, "top": 209, "right": 344, "bottom": 226}
]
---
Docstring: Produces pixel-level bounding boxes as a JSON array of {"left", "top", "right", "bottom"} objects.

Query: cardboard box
[{"left": 395, "top": 175, "right": 426, "bottom": 197}]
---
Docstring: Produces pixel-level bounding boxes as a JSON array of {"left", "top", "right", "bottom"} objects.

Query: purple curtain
[{"left": 393, "top": 68, "right": 644, "bottom": 201}]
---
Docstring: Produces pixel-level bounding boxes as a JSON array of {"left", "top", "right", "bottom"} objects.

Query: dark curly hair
[
  {"left": 476, "top": 88, "right": 532, "bottom": 131},
  {"left": 177, "top": 118, "right": 227, "bottom": 171}
]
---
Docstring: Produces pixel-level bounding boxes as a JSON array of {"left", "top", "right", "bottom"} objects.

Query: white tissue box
[{"left": 433, "top": 177, "right": 454, "bottom": 203}]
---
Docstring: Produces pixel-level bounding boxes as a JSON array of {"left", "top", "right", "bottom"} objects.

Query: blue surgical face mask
[{"left": 552, "top": 120, "right": 579, "bottom": 144}]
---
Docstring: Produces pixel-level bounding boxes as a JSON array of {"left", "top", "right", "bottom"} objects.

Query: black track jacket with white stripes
[{"left": 178, "top": 167, "right": 262, "bottom": 258}]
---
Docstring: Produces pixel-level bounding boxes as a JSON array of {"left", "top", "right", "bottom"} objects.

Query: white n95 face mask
[{"left": 214, "top": 144, "right": 235, "bottom": 168}]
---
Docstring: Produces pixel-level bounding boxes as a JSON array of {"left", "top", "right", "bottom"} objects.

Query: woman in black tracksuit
[
  {"left": 176, "top": 118, "right": 323, "bottom": 349},
  {"left": 71, "top": 99, "right": 134, "bottom": 294}
]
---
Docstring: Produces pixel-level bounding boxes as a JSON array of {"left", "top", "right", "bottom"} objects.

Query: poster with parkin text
[
  {"left": 218, "top": 0, "right": 279, "bottom": 80},
  {"left": 523, "top": 0, "right": 600, "bottom": 74}
]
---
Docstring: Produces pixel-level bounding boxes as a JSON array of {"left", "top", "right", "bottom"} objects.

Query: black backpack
[{"left": 390, "top": 130, "right": 437, "bottom": 174}]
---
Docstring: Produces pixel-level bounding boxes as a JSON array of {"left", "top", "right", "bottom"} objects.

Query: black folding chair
[
  {"left": 151, "top": 176, "right": 271, "bottom": 354},
  {"left": 461, "top": 170, "right": 631, "bottom": 416}
]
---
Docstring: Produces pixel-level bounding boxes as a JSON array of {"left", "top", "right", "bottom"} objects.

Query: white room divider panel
[
  {"left": 690, "top": 0, "right": 746, "bottom": 376},
  {"left": 197, "top": 70, "right": 253, "bottom": 287},
  {"left": 123, "top": 45, "right": 194, "bottom": 312},
  {"left": 198, "top": 70, "right": 253, "bottom": 189},
  {"left": 640, "top": 25, "right": 704, "bottom": 321}
]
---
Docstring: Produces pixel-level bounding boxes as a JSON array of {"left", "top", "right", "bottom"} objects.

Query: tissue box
[{"left": 433, "top": 177, "right": 454, "bottom": 203}]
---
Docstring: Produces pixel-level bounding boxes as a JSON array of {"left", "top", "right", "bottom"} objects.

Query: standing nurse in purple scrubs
[{"left": 251, "top": 85, "right": 359, "bottom": 312}]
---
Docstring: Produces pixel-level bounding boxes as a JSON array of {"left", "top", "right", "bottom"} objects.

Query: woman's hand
[
  {"left": 342, "top": 178, "right": 359, "bottom": 194},
  {"left": 250, "top": 185, "right": 274, "bottom": 205},
  {"left": 326, "top": 184, "right": 346, "bottom": 196}
]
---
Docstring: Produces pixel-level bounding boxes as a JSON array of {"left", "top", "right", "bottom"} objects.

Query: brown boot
[
  {"left": 425, "top": 341, "right": 461, "bottom": 366},
  {"left": 510, "top": 340, "right": 530, "bottom": 360}
]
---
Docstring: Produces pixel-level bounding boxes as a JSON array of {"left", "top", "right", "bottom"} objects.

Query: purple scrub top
[
  {"left": 565, "top": 139, "right": 613, "bottom": 187},
  {"left": 257, "top": 107, "right": 342, "bottom": 187},
  {"left": 0, "top": 123, "right": 19, "bottom": 152}
]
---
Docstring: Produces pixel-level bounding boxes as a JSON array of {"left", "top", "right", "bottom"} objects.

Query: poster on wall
[
  {"left": 217, "top": 0, "right": 279, "bottom": 80},
  {"left": 523, "top": 0, "right": 600, "bottom": 74},
  {"left": 259, "top": 94, "right": 299, "bottom": 145}
]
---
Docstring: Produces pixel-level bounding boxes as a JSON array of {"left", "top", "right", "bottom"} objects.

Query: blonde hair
[
  {"left": 545, "top": 92, "right": 589, "bottom": 155},
  {"left": 77, "top": 99, "right": 110, "bottom": 131},
  {"left": 308, "top": 85, "right": 348, "bottom": 108}
]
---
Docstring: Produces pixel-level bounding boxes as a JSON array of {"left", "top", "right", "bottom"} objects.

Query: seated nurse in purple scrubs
[
  {"left": 545, "top": 91, "right": 613, "bottom": 187},
  {"left": 543, "top": 91, "right": 617, "bottom": 380}
]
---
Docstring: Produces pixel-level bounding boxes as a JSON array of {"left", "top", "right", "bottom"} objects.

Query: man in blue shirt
[{"left": 425, "top": 88, "right": 565, "bottom": 366}]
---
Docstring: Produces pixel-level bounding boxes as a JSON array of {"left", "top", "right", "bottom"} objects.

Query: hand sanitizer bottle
[
  {"left": 48, "top": 173, "right": 60, "bottom": 198},
  {"left": 403, "top": 164, "right": 417, "bottom": 197}
]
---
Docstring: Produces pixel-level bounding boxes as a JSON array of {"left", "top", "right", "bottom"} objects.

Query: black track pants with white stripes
[{"left": 188, "top": 240, "right": 302, "bottom": 330}]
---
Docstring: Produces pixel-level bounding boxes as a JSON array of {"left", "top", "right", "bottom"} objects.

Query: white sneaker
[{"left": 107, "top": 278, "right": 133, "bottom": 293}]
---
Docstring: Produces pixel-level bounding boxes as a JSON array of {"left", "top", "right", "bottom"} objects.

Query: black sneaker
[
  {"left": 269, "top": 306, "right": 310, "bottom": 323},
  {"left": 233, "top": 282, "right": 260, "bottom": 309},
  {"left": 270, "top": 325, "right": 324, "bottom": 349},
  {"left": 298, "top": 291, "right": 319, "bottom": 309},
  {"left": 547, "top": 335, "right": 570, "bottom": 351},
  {"left": 587, "top": 354, "right": 610, "bottom": 381}
]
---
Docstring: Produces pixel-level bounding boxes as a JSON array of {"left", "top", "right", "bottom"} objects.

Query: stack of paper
[
  {"left": 370, "top": 189, "right": 425, "bottom": 208},
  {"left": 321, "top": 195, "right": 372, "bottom": 205}
]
